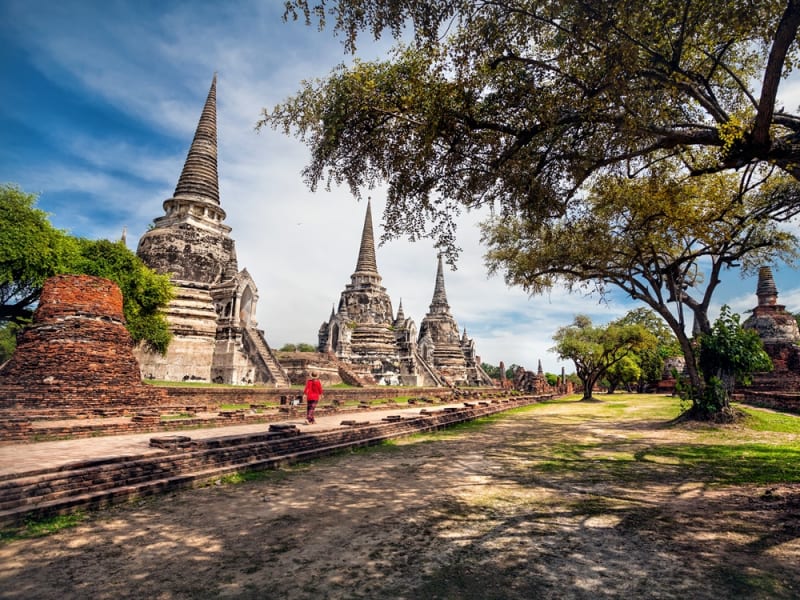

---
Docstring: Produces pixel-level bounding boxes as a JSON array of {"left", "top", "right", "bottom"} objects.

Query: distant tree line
[{"left": 278, "top": 343, "right": 317, "bottom": 352}]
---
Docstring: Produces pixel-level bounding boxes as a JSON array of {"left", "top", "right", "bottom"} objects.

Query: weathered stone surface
[
  {"left": 317, "top": 202, "right": 494, "bottom": 387},
  {"left": 318, "top": 200, "right": 417, "bottom": 384},
  {"left": 418, "top": 255, "right": 494, "bottom": 386},
  {"left": 133, "top": 75, "right": 289, "bottom": 387},
  {"left": 739, "top": 266, "right": 800, "bottom": 412}
]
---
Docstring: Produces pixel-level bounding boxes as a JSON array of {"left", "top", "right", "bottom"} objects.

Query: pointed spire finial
[
  {"left": 173, "top": 74, "right": 219, "bottom": 205},
  {"left": 430, "top": 254, "right": 449, "bottom": 310},
  {"left": 354, "top": 198, "right": 378, "bottom": 274},
  {"left": 395, "top": 298, "right": 405, "bottom": 323}
]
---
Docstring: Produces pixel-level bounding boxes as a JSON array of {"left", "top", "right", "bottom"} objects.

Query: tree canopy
[
  {"left": 0, "top": 185, "right": 173, "bottom": 354},
  {"left": 0, "top": 185, "right": 80, "bottom": 323},
  {"left": 484, "top": 163, "right": 798, "bottom": 413},
  {"left": 279, "top": 343, "right": 317, "bottom": 352},
  {"left": 263, "top": 0, "right": 800, "bottom": 258},
  {"left": 551, "top": 314, "right": 657, "bottom": 400},
  {"left": 263, "top": 1, "right": 800, "bottom": 416},
  {"left": 615, "top": 307, "right": 682, "bottom": 392}
]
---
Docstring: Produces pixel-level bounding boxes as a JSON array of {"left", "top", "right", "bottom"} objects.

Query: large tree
[
  {"left": 483, "top": 164, "right": 798, "bottom": 415},
  {"left": 263, "top": 1, "right": 800, "bottom": 415},
  {"left": 0, "top": 185, "right": 80, "bottom": 323},
  {"left": 552, "top": 314, "right": 657, "bottom": 400},
  {"left": 262, "top": 0, "right": 800, "bottom": 258},
  {"left": 614, "top": 307, "right": 682, "bottom": 393}
]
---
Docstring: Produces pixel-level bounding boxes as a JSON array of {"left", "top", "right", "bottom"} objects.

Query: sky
[{"left": 1, "top": 0, "right": 799, "bottom": 375}]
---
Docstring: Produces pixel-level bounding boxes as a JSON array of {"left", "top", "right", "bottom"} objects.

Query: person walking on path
[{"left": 302, "top": 372, "right": 323, "bottom": 424}]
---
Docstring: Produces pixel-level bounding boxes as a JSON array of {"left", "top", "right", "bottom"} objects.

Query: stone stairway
[
  {"left": 0, "top": 396, "right": 546, "bottom": 528},
  {"left": 324, "top": 352, "right": 371, "bottom": 386},
  {"left": 414, "top": 350, "right": 446, "bottom": 387},
  {"left": 244, "top": 326, "right": 291, "bottom": 387},
  {"left": 474, "top": 363, "right": 496, "bottom": 386}
]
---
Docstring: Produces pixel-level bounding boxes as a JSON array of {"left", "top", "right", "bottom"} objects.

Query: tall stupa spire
[
  {"left": 756, "top": 266, "right": 779, "bottom": 306},
  {"left": 429, "top": 254, "right": 450, "bottom": 311},
  {"left": 173, "top": 73, "right": 220, "bottom": 205},
  {"left": 354, "top": 198, "right": 378, "bottom": 275}
]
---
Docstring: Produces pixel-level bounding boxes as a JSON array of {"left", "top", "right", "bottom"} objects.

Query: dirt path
[{"left": 1, "top": 397, "right": 799, "bottom": 599}]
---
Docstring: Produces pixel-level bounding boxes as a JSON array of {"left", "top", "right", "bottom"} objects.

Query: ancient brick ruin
[
  {"left": 740, "top": 266, "right": 800, "bottom": 409},
  {"left": 0, "top": 275, "right": 166, "bottom": 413},
  {"left": 743, "top": 266, "right": 800, "bottom": 374},
  {"left": 134, "top": 75, "right": 289, "bottom": 386}
]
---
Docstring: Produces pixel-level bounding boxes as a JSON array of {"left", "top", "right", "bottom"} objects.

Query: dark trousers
[{"left": 306, "top": 400, "right": 318, "bottom": 423}]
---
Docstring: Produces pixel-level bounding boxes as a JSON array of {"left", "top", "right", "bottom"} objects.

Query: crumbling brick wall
[{"left": 0, "top": 275, "right": 165, "bottom": 412}]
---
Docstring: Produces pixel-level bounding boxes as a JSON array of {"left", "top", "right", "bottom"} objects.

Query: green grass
[
  {"left": 637, "top": 443, "right": 800, "bottom": 484},
  {"left": 381, "top": 393, "right": 800, "bottom": 488},
  {"left": 505, "top": 394, "right": 800, "bottom": 486},
  {"left": 739, "top": 405, "right": 800, "bottom": 433},
  {"left": 1, "top": 512, "right": 87, "bottom": 543},
  {"left": 213, "top": 469, "right": 295, "bottom": 485}
]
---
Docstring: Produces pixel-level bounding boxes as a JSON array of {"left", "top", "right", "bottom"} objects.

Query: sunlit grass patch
[
  {"left": 641, "top": 443, "right": 800, "bottom": 485},
  {"left": 738, "top": 405, "right": 800, "bottom": 433},
  {"left": 0, "top": 512, "right": 87, "bottom": 543}
]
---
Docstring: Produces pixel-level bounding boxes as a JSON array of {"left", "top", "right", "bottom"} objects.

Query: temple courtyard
[{"left": 1, "top": 393, "right": 798, "bottom": 599}]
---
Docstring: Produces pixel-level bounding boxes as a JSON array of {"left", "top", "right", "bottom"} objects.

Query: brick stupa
[
  {"left": 0, "top": 275, "right": 165, "bottom": 413},
  {"left": 743, "top": 266, "right": 800, "bottom": 373}
]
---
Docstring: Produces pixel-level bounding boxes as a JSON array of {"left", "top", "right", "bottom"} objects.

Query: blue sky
[{"left": 1, "top": 0, "right": 798, "bottom": 374}]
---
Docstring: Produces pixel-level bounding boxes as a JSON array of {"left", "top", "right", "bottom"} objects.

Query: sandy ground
[{"left": 1, "top": 397, "right": 799, "bottom": 599}]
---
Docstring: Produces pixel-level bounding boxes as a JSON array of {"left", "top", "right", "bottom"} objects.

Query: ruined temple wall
[
  {"left": 133, "top": 285, "right": 217, "bottom": 382},
  {"left": 212, "top": 331, "right": 260, "bottom": 385},
  {"left": 136, "top": 334, "right": 215, "bottom": 383}
]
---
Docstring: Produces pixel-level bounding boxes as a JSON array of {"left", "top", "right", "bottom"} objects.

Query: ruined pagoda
[
  {"left": 418, "top": 256, "right": 494, "bottom": 386},
  {"left": 743, "top": 266, "right": 800, "bottom": 374},
  {"left": 134, "top": 75, "right": 289, "bottom": 386},
  {"left": 318, "top": 200, "right": 430, "bottom": 384}
]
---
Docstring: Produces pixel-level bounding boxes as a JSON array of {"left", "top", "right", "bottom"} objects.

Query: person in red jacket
[{"left": 302, "top": 371, "right": 323, "bottom": 424}]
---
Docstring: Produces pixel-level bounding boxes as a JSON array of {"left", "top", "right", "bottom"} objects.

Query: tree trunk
[{"left": 581, "top": 374, "right": 598, "bottom": 400}]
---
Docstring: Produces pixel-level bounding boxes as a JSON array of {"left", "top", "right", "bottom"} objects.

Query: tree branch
[{"left": 752, "top": 0, "right": 800, "bottom": 149}]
